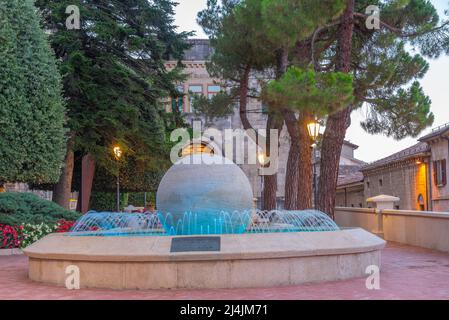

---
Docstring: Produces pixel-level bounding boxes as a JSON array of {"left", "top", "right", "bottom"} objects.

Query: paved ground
[{"left": 0, "top": 242, "right": 448, "bottom": 300}]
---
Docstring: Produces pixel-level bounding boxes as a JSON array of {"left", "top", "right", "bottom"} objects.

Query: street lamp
[
  {"left": 307, "top": 121, "right": 321, "bottom": 147},
  {"left": 307, "top": 120, "right": 322, "bottom": 208},
  {"left": 113, "top": 146, "right": 123, "bottom": 212},
  {"left": 258, "top": 152, "right": 267, "bottom": 166},
  {"left": 258, "top": 151, "right": 266, "bottom": 210}
]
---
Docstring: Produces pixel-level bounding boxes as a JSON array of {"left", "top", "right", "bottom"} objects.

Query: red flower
[{"left": 55, "top": 220, "right": 76, "bottom": 233}]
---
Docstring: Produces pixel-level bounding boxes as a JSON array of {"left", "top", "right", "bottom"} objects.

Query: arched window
[
  {"left": 417, "top": 194, "right": 425, "bottom": 211},
  {"left": 181, "top": 142, "right": 215, "bottom": 157}
]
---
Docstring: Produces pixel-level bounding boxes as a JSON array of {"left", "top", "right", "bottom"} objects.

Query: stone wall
[
  {"left": 428, "top": 139, "right": 449, "bottom": 212},
  {"left": 363, "top": 162, "right": 429, "bottom": 211},
  {"left": 336, "top": 185, "right": 365, "bottom": 208},
  {"left": 335, "top": 207, "right": 449, "bottom": 252}
]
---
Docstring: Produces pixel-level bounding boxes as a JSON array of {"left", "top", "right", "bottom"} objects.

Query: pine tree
[
  {"left": 316, "top": 0, "right": 448, "bottom": 217},
  {"left": 34, "top": 0, "right": 190, "bottom": 209},
  {"left": 0, "top": 0, "right": 67, "bottom": 184}
]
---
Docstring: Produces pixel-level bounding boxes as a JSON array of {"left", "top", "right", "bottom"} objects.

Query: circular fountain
[{"left": 24, "top": 154, "right": 385, "bottom": 290}]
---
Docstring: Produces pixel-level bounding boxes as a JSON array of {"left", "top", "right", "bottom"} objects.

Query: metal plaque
[{"left": 170, "top": 236, "right": 221, "bottom": 253}]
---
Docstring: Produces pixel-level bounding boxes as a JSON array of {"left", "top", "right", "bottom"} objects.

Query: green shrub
[
  {"left": 90, "top": 192, "right": 156, "bottom": 212},
  {"left": 90, "top": 192, "right": 116, "bottom": 212},
  {"left": 0, "top": 192, "right": 80, "bottom": 226}
]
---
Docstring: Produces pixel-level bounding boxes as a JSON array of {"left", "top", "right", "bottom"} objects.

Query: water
[{"left": 68, "top": 209, "right": 339, "bottom": 237}]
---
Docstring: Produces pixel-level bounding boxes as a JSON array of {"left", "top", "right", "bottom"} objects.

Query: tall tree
[
  {"left": 198, "top": 0, "right": 279, "bottom": 210},
  {"left": 0, "top": 0, "right": 67, "bottom": 184},
  {"left": 316, "top": 0, "right": 448, "bottom": 217},
  {"left": 35, "top": 0, "right": 190, "bottom": 209},
  {"left": 199, "top": 0, "right": 347, "bottom": 210},
  {"left": 261, "top": 0, "right": 347, "bottom": 210}
]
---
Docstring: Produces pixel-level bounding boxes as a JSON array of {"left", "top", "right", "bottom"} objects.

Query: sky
[{"left": 174, "top": 0, "right": 449, "bottom": 163}]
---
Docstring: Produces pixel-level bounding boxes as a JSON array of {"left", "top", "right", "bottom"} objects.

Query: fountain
[{"left": 23, "top": 154, "right": 385, "bottom": 289}]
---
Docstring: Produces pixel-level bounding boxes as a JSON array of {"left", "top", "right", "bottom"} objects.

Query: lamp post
[
  {"left": 113, "top": 146, "right": 123, "bottom": 212},
  {"left": 307, "top": 120, "right": 321, "bottom": 208}
]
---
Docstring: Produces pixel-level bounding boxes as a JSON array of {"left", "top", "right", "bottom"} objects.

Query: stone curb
[{"left": 0, "top": 249, "right": 23, "bottom": 256}]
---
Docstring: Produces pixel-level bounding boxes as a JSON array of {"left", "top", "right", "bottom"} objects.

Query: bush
[
  {"left": 0, "top": 192, "right": 80, "bottom": 226},
  {"left": 90, "top": 192, "right": 156, "bottom": 212},
  {"left": 90, "top": 192, "right": 116, "bottom": 212}
]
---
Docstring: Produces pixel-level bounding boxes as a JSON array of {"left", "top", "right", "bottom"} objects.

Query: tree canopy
[
  {"left": 0, "top": 0, "right": 67, "bottom": 184},
  {"left": 34, "top": 0, "right": 191, "bottom": 193}
]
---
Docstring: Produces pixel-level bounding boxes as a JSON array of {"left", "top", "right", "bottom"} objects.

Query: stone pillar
[{"left": 367, "top": 195, "right": 400, "bottom": 239}]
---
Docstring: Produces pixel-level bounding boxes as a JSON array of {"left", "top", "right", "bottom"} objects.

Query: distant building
[{"left": 337, "top": 123, "right": 449, "bottom": 212}]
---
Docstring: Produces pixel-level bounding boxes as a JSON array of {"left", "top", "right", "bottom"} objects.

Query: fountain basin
[{"left": 24, "top": 228, "right": 385, "bottom": 289}]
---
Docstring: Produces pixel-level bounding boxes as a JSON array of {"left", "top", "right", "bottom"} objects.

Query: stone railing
[{"left": 335, "top": 207, "right": 449, "bottom": 252}]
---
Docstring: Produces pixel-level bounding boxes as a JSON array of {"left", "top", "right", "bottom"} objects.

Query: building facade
[{"left": 336, "top": 123, "right": 449, "bottom": 212}]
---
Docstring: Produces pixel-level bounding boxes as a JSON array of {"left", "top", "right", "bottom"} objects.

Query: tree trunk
[
  {"left": 263, "top": 114, "right": 283, "bottom": 211},
  {"left": 317, "top": 0, "right": 355, "bottom": 218},
  {"left": 283, "top": 42, "right": 316, "bottom": 210},
  {"left": 297, "top": 113, "right": 313, "bottom": 210},
  {"left": 239, "top": 66, "right": 255, "bottom": 134},
  {"left": 283, "top": 110, "right": 299, "bottom": 210},
  {"left": 261, "top": 48, "right": 288, "bottom": 211},
  {"left": 77, "top": 153, "right": 96, "bottom": 214},
  {"left": 52, "top": 136, "right": 75, "bottom": 209}
]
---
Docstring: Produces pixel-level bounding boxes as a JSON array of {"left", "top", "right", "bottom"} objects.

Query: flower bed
[
  {"left": 0, "top": 224, "right": 21, "bottom": 249},
  {"left": 0, "top": 219, "right": 75, "bottom": 249}
]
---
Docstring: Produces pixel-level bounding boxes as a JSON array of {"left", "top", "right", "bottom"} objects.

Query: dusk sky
[{"left": 174, "top": 0, "right": 449, "bottom": 163}]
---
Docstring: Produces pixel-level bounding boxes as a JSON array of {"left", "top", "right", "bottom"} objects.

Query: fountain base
[{"left": 24, "top": 228, "right": 385, "bottom": 289}]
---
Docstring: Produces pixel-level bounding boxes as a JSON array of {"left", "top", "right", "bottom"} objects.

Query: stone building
[{"left": 336, "top": 123, "right": 449, "bottom": 212}]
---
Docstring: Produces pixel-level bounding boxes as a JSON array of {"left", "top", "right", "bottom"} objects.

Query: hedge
[{"left": 0, "top": 192, "right": 80, "bottom": 226}]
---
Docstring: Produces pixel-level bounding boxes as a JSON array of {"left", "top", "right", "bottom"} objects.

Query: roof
[
  {"left": 418, "top": 122, "right": 449, "bottom": 142},
  {"left": 337, "top": 171, "right": 364, "bottom": 187},
  {"left": 182, "top": 39, "right": 212, "bottom": 61},
  {"left": 361, "top": 142, "right": 430, "bottom": 172},
  {"left": 343, "top": 140, "right": 359, "bottom": 150}
]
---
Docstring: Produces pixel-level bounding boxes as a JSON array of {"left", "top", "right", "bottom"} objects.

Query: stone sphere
[{"left": 156, "top": 154, "right": 254, "bottom": 235}]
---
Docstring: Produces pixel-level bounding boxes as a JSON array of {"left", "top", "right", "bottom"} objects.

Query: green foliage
[
  {"left": 90, "top": 192, "right": 116, "bottom": 212},
  {"left": 192, "top": 92, "right": 236, "bottom": 125},
  {"left": 0, "top": 0, "right": 67, "bottom": 184},
  {"left": 361, "top": 81, "right": 433, "bottom": 139},
  {"left": 199, "top": 0, "right": 276, "bottom": 80},
  {"left": 263, "top": 67, "right": 354, "bottom": 117},
  {"left": 34, "top": 0, "right": 191, "bottom": 190},
  {"left": 90, "top": 192, "right": 156, "bottom": 211},
  {"left": 0, "top": 193, "right": 80, "bottom": 226},
  {"left": 350, "top": 23, "right": 435, "bottom": 138},
  {"left": 92, "top": 162, "right": 164, "bottom": 193},
  {"left": 261, "top": 0, "right": 345, "bottom": 47}
]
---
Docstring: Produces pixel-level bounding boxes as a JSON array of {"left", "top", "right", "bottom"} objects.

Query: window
[
  {"left": 181, "top": 143, "right": 214, "bottom": 157},
  {"left": 207, "top": 85, "right": 221, "bottom": 99},
  {"left": 418, "top": 194, "right": 425, "bottom": 211},
  {"left": 171, "top": 85, "right": 184, "bottom": 113},
  {"left": 188, "top": 85, "right": 203, "bottom": 112},
  {"left": 379, "top": 179, "right": 383, "bottom": 187},
  {"left": 366, "top": 181, "right": 370, "bottom": 189},
  {"left": 433, "top": 159, "right": 447, "bottom": 187}
]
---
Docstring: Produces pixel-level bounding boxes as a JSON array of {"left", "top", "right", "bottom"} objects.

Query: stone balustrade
[{"left": 335, "top": 207, "right": 449, "bottom": 252}]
